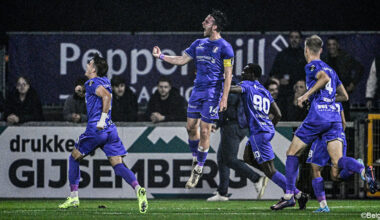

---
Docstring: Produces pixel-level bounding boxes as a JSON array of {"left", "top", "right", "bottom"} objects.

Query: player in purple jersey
[
  {"left": 307, "top": 103, "right": 376, "bottom": 213},
  {"left": 152, "top": 10, "right": 234, "bottom": 188},
  {"left": 230, "top": 63, "right": 309, "bottom": 209},
  {"left": 59, "top": 54, "right": 148, "bottom": 214},
  {"left": 272, "top": 35, "right": 377, "bottom": 210}
]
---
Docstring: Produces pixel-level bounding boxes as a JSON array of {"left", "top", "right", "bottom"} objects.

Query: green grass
[{"left": 1, "top": 199, "right": 379, "bottom": 220}]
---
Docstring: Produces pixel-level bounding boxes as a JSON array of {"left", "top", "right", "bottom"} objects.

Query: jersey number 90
[{"left": 253, "top": 95, "right": 270, "bottom": 114}]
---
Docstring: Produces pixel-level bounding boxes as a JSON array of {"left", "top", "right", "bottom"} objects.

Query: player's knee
[
  {"left": 71, "top": 149, "right": 84, "bottom": 161},
  {"left": 186, "top": 124, "right": 197, "bottom": 136},
  {"left": 200, "top": 127, "right": 210, "bottom": 138}
]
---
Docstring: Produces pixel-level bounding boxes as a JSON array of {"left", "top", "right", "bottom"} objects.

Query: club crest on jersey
[
  {"left": 212, "top": 46, "right": 219, "bottom": 53},
  {"left": 309, "top": 65, "right": 316, "bottom": 71}
]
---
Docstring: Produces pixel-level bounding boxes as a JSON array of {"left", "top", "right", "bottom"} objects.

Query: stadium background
[{"left": 0, "top": 0, "right": 379, "bottom": 218}]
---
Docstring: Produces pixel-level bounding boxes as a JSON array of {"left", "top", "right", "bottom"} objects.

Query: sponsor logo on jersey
[
  {"left": 310, "top": 65, "right": 316, "bottom": 71},
  {"left": 212, "top": 46, "right": 219, "bottom": 53}
]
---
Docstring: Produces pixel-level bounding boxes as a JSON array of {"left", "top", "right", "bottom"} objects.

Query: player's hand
[
  {"left": 152, "top": 46, "right": 161, "bottom": 58},
  {"left": 297, "top": 94, "right": 309, "bottom": 108},
  {"left": 211, "top": 124, "right": 218, "bottom": 132},
  {"left": 219, "top": 96, "right": 228, "bottom": 112},
  {"left": 96, "top": 120, "right": 105, "bottom": 130}
]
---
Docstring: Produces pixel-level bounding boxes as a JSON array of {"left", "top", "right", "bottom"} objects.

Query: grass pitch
[{"left": 1, "top": 199, "right": 379, "bottom": 220}]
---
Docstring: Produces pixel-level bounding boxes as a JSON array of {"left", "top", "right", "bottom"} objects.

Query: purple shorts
[
  {"left": 295, "top": 121, "right": 343, "bottom": 145},
  {"left": 248, "top": 132, "right": 275, "bottom": 164},
  {"left": 187, "top": 88, "right": 222, "bottom": 123},
  {"left": 76, "top": 125, "right": 127, "bottom": 157},
  {"left": 306, "top": 131, "right": 347, "bottom": 167}
]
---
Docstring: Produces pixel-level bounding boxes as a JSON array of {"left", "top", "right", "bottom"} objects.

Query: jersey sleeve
[
  {"left": 221, "top": 44, "right": 234, "bottom": 67},
  {"left": 239, "top": 82, "right": 249, "bottom": 94},
  {"left": 184, "top": 39, "right": 199, "bottom": 59},
  {"left": 86, "top": 79, "right": 101, "bottom": 95}
]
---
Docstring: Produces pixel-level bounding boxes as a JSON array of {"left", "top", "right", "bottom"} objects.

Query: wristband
[
  {"left": 99, "top": 112, "right": 108, "bottom": 123},
  {"left": 159, "top": 53, "right": 165, "bottom": 60}
]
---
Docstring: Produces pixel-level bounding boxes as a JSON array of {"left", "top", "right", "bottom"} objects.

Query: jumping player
[
  {"left": 308, "top": 103, "right": 377, "bottom": 213},
  {"left": 271, "top": 35, "right": 376, "bottom": 210},
  {"left": 230, "top": 63, "right": 309, "bottom": 209},
  {"left": 58, "top": 54, "right": 148, "bottom": 214},
  {"left": 152, "top": 10, "right": 234, "bottom": 188}
]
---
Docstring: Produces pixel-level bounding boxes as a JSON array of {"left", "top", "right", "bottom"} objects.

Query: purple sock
[
  {"left": 197, "top": 148, "right": 208, "bottom": 167},
  {"left": 68, "top": 155, "right": 80, "bottom": 191},
  {"left": 312, "top": 177, "right": 326, "bottom": 202},
  {"left": 188, "top": 139, "right": 199, "bottom": 157},
  {"left": 113, "top": 163, "right": 139, "bottom": 189},
  {"left": 271, "top": 171, "right": 287, "bottom": 192},
  {"left": 338, "top": 157, "right": 364, "bottom": 174},
  {"left": 285, "top": 155, "right": 299, "bottom": 194},
  {"left": 271, "top": 171, "right": 301, "bottom": 194},
  {"left": 339, "top": 169, "right": 354, "bottom": 180}
]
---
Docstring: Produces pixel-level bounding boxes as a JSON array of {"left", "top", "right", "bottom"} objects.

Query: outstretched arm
[
  {"left": 152, "top": 46, "right": 192, "bottom": 66},
  {"left": 95, "top": 86, "right": 111, "bottom": 130},
  {"left": 335, "top": 84, "right": 349, "bottom": 102},
  {"left": 297, "top": 70, "right": 330, "bottom": 107},
  {"left": 230, "top": 85, "right": 242, "bottom": 93}
]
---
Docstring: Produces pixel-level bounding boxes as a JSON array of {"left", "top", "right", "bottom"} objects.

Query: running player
[
  {"left": 308, "top": 103, "right": 377, "bottom": 213},
  {"left": 230, "top": 63, "right": 309, "bottom": 209},
  {"left": 58, "top": 54, "right": 148, "bottom": 214},
  {"left": 152, "top": 10, "right": 234, "bottom": 188},
  {"left": 271, "top": 35, "right": 376, "bottom": 210}
]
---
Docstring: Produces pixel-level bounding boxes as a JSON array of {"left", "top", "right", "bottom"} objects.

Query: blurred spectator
[
  {"left": 111, "top": 75, "right": 138, "bottom": 122},
  {"left": 322, "top": 36, "right": 364, "bottom": 119},
  {"left": 145, "top": 76, "right": 187, "bottom": 123},
  {"left": 270, "top": 31, "right": 307, "bottom": 94},
  {"left": 63, "top": 77, "right": 87, "bottom": 123},
  {"left": 366, "top": 57, "right": 380, "bottom": 110},
  {"left": 4, "top": 76, "right": 44, "bottom": 124},
  {"left": 286, "top": 80, "right": 308, "bottom": 121}
]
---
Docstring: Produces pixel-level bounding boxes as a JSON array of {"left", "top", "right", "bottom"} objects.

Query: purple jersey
[
  {"left": 304, "top": 60, "right": 342, "bottom": 123},
  {"left": 185, "top": 38, "right": 234, "bottom": 96},
  {"left": 85, "top": 77, "right": 114, "bottom": 133},
  {"left": 240, "top": 80, "right": 275, "bottom": 135}
]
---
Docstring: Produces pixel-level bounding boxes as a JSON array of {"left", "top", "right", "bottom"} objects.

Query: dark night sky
[{"left": 2, "top": 0, "right": 379, "bottom": 33}]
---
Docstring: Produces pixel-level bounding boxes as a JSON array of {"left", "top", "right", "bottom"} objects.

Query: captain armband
[{"left": 223, "top": 58, "right": 233, "bottom": 67}]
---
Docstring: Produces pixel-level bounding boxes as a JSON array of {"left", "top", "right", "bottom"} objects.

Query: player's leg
[
  {"left": 327, "top": 139, "right": 377, "bottom": 193},
  {"left": 59, "top": 133, "right": 102, "bottom": 209},
  {"left": 186, "top": 119, "right": 212, "bottom": 188},
  {"left": 221, "top": 125, "right": 263, "bottom": 197},
  {"left": 103, "top": 127, "right": 148, "bottom": 213},
  {"left": 186, "top": 116, "right": 200, "bottom": 167},
  {"left": 208, "top": 134, "right": 229, "bottom": 201},
  {"left": 284, "top": 135, "right": 308, "bottom": 199},
  {"left": 109, "top": 156, "right": 147, "bottom": 213},
  {"left": 311, "top": 164, "right": 330, "bottom": 212}
]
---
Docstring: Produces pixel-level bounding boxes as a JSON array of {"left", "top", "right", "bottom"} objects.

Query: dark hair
[
  {"left": 266, "top": 80, "right": 278, "bottom": 89},
  {"left": 327, "top": 36, "right": 339, "bottom": 43},
  {"left": 75, "top": 76, "right": 87, "bottom": 87},
  {"left": 157, "top": 76, "right": 172, "bottom": 86},
  {"left": 245, "top": 63, "right": 262, "bottom": 78},
  {"left": 289, "top": 30, "right": 303, "bottom": 38},
  {"left": 92, "top": 53, "right": 108, "bottom": 77},
  {"left": 210, "top": 9, "right": 228, "bottom": 32},
  {"left": 305, "top": 35, "right": 323, "bottom": 54},
  {"left": 111, "top": 75, "right": 126, "bottom": 87},
  {"left": 16, "top": 76, "right": 30, "bottom": 86}
]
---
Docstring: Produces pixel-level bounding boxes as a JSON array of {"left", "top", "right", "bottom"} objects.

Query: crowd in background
[{"left": 1, "top": 31, "right": 379, "bottom": 125}]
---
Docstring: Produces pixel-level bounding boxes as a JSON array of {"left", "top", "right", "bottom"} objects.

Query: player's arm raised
[
  {"left": 220, "top": 65, "right": 233, "bottom": 112},
  {"left": 335, "top": 84, "right": 349, "bottom": 102},
  {"left": 270, "top": 102, "right": 282, "bottom": 126},
  {"left": 95, "top": 86, "right": 111, "bottom": 130},
  {"left": 152, "top": 46, "right": 192, "bottom": 66},
  {"left": 297, "top": 70, "right": 330, "bottom": 107}
]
